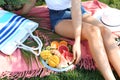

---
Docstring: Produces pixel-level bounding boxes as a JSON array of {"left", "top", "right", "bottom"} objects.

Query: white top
[{"left": 45, "top": 0, "right": 71, "bottom": 10}]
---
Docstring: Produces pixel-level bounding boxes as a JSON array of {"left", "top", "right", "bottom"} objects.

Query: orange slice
[
  {"left": 59, "top": 40, "right": 68, "bottom": 46},
  {"left": 50, "top": 41, "right": 59, "bottom": 49}
]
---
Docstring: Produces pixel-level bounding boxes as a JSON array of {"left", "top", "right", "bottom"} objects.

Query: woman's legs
[
  {"left": 55, "top": 20, "right": 116, "bottom": 80},
  {"left": 101, "top": 27, "right": 120, "bottom": 77},
  {"left": 82, "top": 14, "right": 120, "bottom": 77}
]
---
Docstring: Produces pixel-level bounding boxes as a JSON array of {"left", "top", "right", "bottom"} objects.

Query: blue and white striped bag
[{"left": 0, "top": 10, "right": 43, "bottom": 56}]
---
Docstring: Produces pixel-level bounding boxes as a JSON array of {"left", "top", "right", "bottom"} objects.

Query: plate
[{"left": 41, "top": 58, "right": 74, "bottom": 72}]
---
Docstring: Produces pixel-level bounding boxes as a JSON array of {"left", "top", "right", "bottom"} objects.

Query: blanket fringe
[
  {"left": 0, "top": 68, "right": 52, "bottom": 79},
  {"left": 78, "top": 58, "right": 96, "bottom": 70}
]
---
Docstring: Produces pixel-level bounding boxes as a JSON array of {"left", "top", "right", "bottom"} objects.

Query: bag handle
[{"left": 16, "top": 29, "right": 43, "bottom": 56}]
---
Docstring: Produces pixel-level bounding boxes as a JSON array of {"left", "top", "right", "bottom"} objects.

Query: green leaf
[{"left": 0, "top": 0, "right": 5, "bottom": 5}]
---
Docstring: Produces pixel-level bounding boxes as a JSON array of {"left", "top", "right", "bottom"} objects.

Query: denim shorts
[{"left": 49, "top": 6, "right": 88, "bottom": 32}]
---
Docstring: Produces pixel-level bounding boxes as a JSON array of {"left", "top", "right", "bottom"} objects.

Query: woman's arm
[
  {"left": 21, "top": 0, "right": 36, "bottom": 15},
  {"left": 71, "top": 0, "right": 82, "bottom": 64}
]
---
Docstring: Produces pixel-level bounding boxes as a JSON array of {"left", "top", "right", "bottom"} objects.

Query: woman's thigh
[
  {"left": 82, "top": 14, "right": 104, "bottom": 27},
  {"left": 55, "top": 19, "right": 95, "bottom": 40}
]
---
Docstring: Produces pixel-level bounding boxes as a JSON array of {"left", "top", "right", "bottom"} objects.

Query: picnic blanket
[{"left": 0, "top": 0, "right": 120, "bottom": 79}]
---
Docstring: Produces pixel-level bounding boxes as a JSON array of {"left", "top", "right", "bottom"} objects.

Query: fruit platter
[{"left": 40, "top": 40, "right": 75, "bottom": 72}]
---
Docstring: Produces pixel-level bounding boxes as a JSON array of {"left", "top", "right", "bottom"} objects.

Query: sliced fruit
[
  {"left": 59, "top": 40, "right": 68, "bottom": 46},
  {"left": 48, "top": 55, "right": 60, "bottom": 68},
  {"left": 57, "top": 54, "right": 69, "bottom": 68},
  {"left": 46, "top": 46, "right": 51, "bottom": 50},
  {"left": 51, "top": 50, "right": 61, "bottom": 57},
  {"left": 58, "top": 45, "right": 69, "bottom": 54},
  {"left": 50, "top": 41, "right": 59, "bottom": 49},
  {"left": 40, "top": 50, "right": 52, "bottom": 60},
  {"left": 56, "top": 50, "right": 73, "bottom": 68},
  {"left": 62, "top": 50, "right": 73, "bottom": 63}
]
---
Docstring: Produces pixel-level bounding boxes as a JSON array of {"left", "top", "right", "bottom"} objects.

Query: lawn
[
  {"left": 24, "top": 68, "right": 105, "bottom": 80},
  {"left": 20, "top": 67, "right": 119, "bottom": 80}
]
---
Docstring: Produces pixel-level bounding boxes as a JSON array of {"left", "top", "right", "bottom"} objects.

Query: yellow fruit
[
  {"left": 48, "top": 55, "right": 60, "bottom": 68},
  {"left": 40, "top": 50, "right": 52, "bottom": 60}
]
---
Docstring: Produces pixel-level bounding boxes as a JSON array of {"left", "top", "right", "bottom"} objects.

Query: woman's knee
[
  {"left": 84, "top": 25, "right": 101, "bottom": 38},
  {"left": 100, "top": 27, "right": 112, "bottom": 36}
]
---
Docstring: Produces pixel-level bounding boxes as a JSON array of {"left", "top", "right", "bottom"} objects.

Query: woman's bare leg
[
  {"left": 55, "top": 20, "right": 116, "bottom": 80},
  {"left": 101, "top": 28, "right": 120, "bottom": 77},
  {"left": 83, "top": 14, "right": 120, "bottom": 77}
]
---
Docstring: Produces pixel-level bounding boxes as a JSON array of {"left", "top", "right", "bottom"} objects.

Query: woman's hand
[{"left": 72, "top": 38, "right": 81, "bottom": 64}]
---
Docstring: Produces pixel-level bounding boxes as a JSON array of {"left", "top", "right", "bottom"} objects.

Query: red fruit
[
  {"left": 58, "top": 45, "right": 69, "bottom": 54},
  {"left": 62, "top": 50, "right": 73, "bottom": 62},
  {"left": 57, "top": 50, "right": 73, "bottom": 69}
]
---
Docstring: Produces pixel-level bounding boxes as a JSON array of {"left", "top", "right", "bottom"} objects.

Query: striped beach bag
[{"left": 0, "top": 10, "right": 43, "bottom": 56}]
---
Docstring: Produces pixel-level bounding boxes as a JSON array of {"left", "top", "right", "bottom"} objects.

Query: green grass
[
  {"left": 40, "top": 69, "right": 103, "bottom": 80},
  {"left": 18, "top": 67, "right": 120, "bottom": 80},
  {"left": 21, "top": 68, "right": 104, "bottom": 80}
]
